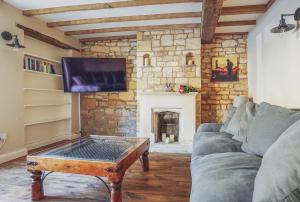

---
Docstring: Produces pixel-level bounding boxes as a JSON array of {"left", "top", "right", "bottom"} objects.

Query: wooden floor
[{"left": 0, "top": 152, "right": 191, "bottom": 202}]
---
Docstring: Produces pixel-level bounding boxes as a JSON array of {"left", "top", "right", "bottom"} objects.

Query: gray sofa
[{"left": 190, "top": 99, "right": 300, "bottom": 202}]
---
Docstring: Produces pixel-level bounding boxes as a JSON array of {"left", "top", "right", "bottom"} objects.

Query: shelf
[
  {"left": 24, "top": 69, "right": 62, "bottom": 77},
  {"left": 24, "top": 88, "right": 64, "bottom": 92},
  {"left": 24, "top": 52, "right": 61, "bottom": 64},
  {"left": 24, "top": 117, "right": 72, "bottom": 126},
  {"left": 24, "top": 103, "right": 71, "bottom": 107}
]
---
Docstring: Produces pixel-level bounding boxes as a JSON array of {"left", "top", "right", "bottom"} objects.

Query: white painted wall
[
  {"left": 0, "top": 1, "right": 80, "bottom": 164},
  {"left": 248, "top": 0, "right": 300, "bottom": 108}
]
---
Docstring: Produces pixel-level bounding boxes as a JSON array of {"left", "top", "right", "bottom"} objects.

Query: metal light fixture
[
  {"left": 271, "top": 8, "right": 300, "bottom": 33},
  {"left": 1, "top": 31, "right": 25, "bottom": 50}
]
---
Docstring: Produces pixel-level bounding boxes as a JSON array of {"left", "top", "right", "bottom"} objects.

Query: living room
[{"left": 0, "top": 0, "right": 300, "bottom": 201}]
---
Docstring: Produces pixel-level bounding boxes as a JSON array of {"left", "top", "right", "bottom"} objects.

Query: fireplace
[
  {"left": 138, "top": 92, "right": 197, "bottom": 144},
  {"left": 153, "top": 111, "right": 179, "bottom": 143}
]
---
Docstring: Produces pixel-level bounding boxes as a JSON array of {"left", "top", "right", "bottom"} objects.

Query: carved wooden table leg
[
  {"left": 141, "top": 150, "right": 149, "bottom": 172},
  {"left": 106, "top": 166, "right": 124, "bottom": 202},
  {"left": 110, "top": 180, "right": 123, "bottom": 202},
  {"left": 30, "top": 170, "right": 44, "bottom": 201}
]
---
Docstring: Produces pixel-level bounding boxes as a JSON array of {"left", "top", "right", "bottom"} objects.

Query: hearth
[{"left": 153, "top": 111, "right": 179, "bottom": 143}]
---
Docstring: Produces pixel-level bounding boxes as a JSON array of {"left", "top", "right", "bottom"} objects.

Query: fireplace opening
[{"left": 153, "top": 111, "right": 179, "bottom": 143}]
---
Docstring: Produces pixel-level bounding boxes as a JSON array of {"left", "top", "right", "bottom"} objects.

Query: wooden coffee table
[{"left": 27, "top": 135, "right": 150, "bottom": 202}]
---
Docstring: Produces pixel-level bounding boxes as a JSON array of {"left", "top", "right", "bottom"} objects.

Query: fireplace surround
[{"left": 137, "top": 92, "right": 197, "bottom": 144}]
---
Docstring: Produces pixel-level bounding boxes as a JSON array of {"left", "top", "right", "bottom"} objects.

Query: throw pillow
[
  {"left": 253, "top": 120, "right": 300, "bottom": 202},
  {"left": 232, "top": 102, "right": 257, "bottom": 142},
  {"left": 242, "top": 102, "right": 300, "bottom": 156},
  {"left": 224, "top": 103, "right": 247, "bottom": 136},
  {"left": 219, "top": 106, "right": 237, "bottom": 132},
  {"left": 233, "top": 96, "right": 248, "bottom": 107}
]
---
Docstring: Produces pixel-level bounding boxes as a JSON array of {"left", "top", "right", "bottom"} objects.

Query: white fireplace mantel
[{"left": 137, "top": 92, "right": 197, "bottom": 144}]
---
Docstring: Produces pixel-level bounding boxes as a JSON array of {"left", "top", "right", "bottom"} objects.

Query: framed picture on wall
[{"left": 211, "top": 56, "right": 239, "bottom": 82}]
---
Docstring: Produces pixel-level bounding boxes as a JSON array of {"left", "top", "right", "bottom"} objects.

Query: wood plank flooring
[{"left": 0, "top": 152, "right": 191, "bottom": 202}]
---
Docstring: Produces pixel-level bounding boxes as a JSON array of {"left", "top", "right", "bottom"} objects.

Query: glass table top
[{"left": 37, "top": 136, "right": 142, "bottom": 162}]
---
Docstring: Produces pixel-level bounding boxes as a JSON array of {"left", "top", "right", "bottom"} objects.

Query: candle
[
  {"left": 162, "top": 133, "right": 167, "bottom": 142},
  {"left": 165, "top": 137, "right": 170, "bottom": 144},
  {"left": 170, "top": 134, "right": 175, "bottom": 143}
]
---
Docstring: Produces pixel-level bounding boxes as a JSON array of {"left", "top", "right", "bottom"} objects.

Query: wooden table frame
[{"left": 27, "top": 136, "right": 150, "bottom": 202}]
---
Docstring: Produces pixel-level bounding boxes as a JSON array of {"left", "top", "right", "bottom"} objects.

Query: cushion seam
[{"left": 280, "top": 187, "right": 300, "bottom": 202}]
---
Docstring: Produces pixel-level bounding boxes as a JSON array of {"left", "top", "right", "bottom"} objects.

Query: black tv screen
[{"left": 62, "top": 57, "right": 126, "bottom": 93}]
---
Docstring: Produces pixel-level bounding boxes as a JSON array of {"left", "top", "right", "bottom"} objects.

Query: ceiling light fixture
[
  {"left": 1, "top": 31, "right": 26, "bottom": 50},
  {"left": 271, "top": 8, "right": 300, "bottom": 34}
]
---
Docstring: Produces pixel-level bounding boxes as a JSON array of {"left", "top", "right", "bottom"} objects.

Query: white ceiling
[
  {"left": 61, "top": 18, "right": 202, "bottom": 32},
  {"left": 219, "top": 14, "right": 262, "bottom": 22},
  {"left": 223, "top": 0, "right": 268, "bottom": 7},
  {"left": 4, "top": 0, "right": 128, "bottom": 10},
  {"left": 37, "top": 3, "right": 202, "bottom": 22},
  {"left": 4, "top": 0, "right": 270, "bottom": 41}
]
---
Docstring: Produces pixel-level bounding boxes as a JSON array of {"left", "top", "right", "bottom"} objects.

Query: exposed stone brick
[
  {"left": 80, "top": 38, "right": 137, "bottom": 137},
  {"left": 201, "top": 34, "right": 248, "bottom": 123},
  {"left": 137, "top": 28, "right": 202, "bottom": 126}
]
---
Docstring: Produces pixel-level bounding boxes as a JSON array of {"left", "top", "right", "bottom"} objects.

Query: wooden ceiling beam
[
  {"left": 23, "top": 0, "right": 202, "bottom": 16},
  {"left": 79, "top": 35, "right": 137, "bottom": 43},
  {"left": 201, "top": 0, "right": 224, "bottom": 43},
  {"left": 215, "top": 32, "right": 248, "bottom": 36},
  {"left": 217, "top": 20, "right": 256, "bottom": 27},
  {"left": 221, "top": 5, "right": 267, "bottom": 15},
  {"left": 266, "top": 0, "right": 277, "bottom": 10},
  {"left": 65, "top": 23, "right": 201, "bottom": 36},
  {"left": 47, "top": 12, "right": 202, "bottom": 27},
  {"left": 16, "top": 24, "right": 80, "bottom": 51}
]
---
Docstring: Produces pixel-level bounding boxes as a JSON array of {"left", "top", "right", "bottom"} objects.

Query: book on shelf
[{"left": 24, "top": 55, "right": 58, "bottom": 75}]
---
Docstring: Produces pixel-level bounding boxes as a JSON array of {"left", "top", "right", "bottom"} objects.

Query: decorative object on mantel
[
  {"left": 271, "top": 7, "right": 300, "bottom": 34},
  {"left": 178, "top": 85, "right": 198, "bottom": 94},
  {"left": 143, "top": 53, "right": 151, "bottom": 66},
  {"left": 1, "top": 31, "right": 25, "bottom": 50},
  {"left": 186, "top": 52, "right": 195, "bottom": 66},
  {"left": 211, "top": 56, "right": 239, "bottom": 82},
  {"left": 165, "top": 83, "right": 175, "bottom": 92}
]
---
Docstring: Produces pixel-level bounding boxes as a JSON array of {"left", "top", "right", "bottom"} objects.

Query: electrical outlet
[{"left": 0, "top": 133, "right": 7, "bottom": 141}]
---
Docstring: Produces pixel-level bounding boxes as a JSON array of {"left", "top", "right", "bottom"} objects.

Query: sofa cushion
[
  {"left": 190, "top": 152, "right": 262, "bottom": 202},
  {"left": 242, "top": 102, "right": 300, "bottom": 156},
  {"left": 225, "top": 103, "right": 247, "bottom": 136},
  {"left": 232, "top": 102, "right": 257, "bottom": 142},
  {"left": 233, "top": 96, "right": 248, "bottom": 107},
  {"left": 197, "top": 123, "right": 223, "bottom": 133},
  {"left": 192, "top": 132, "right": 242, "bottom": 158},
  {"left": 253, "top": 120, "right": 300, "bottom": 202},
  {"left": 219, "top": 106, "right": 237, "bottom": 132}
]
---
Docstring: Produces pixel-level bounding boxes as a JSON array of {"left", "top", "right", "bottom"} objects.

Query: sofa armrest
[{"left": 196, "top": 123, "right": 222, "bottom": 133}]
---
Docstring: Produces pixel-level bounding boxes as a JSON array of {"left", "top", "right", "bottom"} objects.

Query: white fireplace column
[{"left": 137, "top": 92, "right": 197, "bottom": 144}]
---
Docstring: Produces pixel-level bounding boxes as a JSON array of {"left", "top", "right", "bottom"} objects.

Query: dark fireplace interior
[{"left": 153, "top": 111, "right": 179, "bottom": 143}]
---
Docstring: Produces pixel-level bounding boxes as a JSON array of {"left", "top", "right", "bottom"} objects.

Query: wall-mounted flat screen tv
[{"left": 62, "top": 57, "right": 126, "bottom": 93}]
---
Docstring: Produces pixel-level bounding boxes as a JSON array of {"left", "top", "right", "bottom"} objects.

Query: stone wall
[
  {"left": 80, "top": 38, "right": 137, "bottom": 136},
  {"left": 136, "top": 28, "right": 202, "bottom": 124},
  {"left": 201, "top": 34, "right": 248, "bottom": 123}
]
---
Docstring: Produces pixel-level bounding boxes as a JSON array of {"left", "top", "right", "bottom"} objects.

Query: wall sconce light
[
  {"left": 1, "top": 31, "right": 25, "bottom": 50},
  {"left": 271, "top": 8, "right": 300, "bottom": 33}
]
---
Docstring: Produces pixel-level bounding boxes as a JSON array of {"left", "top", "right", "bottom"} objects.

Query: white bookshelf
[
  {"left": 23, "top": 54, "right": 72, "bottom": 150},
  {"left": 24, "top": 117, "right": 72, "bottom": 126}
]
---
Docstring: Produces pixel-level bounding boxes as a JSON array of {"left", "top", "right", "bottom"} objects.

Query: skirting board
[
  {"left": 0, "top": 147, "right": 28, "bottom": 164},
  {"left": 26, "top": 134, "right": 70, "bottom": 151}
]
